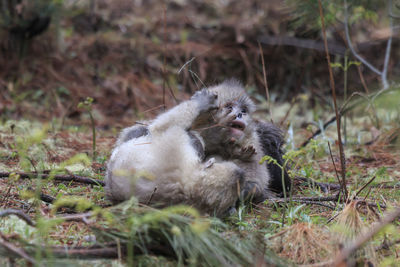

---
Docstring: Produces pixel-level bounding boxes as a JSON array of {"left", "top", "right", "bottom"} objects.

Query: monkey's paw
[
  {"left": 227, "top": 137, "right": 256, "bottom": 160},
  {"left": 191, "top": 89, "right": 218, "bottom": 113}
]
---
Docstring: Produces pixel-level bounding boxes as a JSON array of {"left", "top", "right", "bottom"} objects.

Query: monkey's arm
[{"left": 150, "top": 90, "right": 217, "bottom": 134}]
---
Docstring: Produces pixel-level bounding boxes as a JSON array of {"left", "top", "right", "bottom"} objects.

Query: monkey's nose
[{"left": 237, "top": 113, "right": 242, "bottom": 118}]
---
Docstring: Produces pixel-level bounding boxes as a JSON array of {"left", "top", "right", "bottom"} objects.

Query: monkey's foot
[{"left": 191, "top": 89, "right": 218, "bottom": 113}]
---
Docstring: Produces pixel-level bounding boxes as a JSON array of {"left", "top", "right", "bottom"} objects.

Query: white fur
[{"left": 106, "top": 95, "right": 243, "bottom": 217}]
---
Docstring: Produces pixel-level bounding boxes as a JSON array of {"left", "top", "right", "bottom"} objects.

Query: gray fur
[
  {"left": 106, "top": 80, "right": 290, "bottom": 216},
  {"left": 199, "top": 80, "right": 287, "bottom": 203},
  {"left": 106, "top": 89, "right": 243, "bottom": 217}
]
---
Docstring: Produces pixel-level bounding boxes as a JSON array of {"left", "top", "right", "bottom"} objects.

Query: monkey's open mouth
[{"left": 230, "top": 120, "right": 245, "bottom": 131}]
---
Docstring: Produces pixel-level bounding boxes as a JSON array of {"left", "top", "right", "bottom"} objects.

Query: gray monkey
[
  {"left": 107, "top": 80, "right": 291, "bottom": 213},
  {"left": 105, "top": 89, "right": 245, "bottom": 217},
  {"left": 199, "top": 80, "right": 290, "bottom": 203}
]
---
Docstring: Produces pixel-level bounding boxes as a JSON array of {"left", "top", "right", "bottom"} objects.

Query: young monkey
[
  {"left": 197, "top": 80, "right": 291, "bottom": 203},
  {"left": 105, "top": 89, "right": 245, "bottom": 217},
  {"left": 107, "top": 80, "right": 290, "bottom": 216}
]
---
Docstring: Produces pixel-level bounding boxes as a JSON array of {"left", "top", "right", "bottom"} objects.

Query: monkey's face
[{"left": 214, "top": 99, "right": 254, "bottom": 142}]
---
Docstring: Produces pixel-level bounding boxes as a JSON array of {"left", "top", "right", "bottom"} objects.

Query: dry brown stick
[
  {"left": 356, "top": 199, "right": 386, "bottom": 210},
  {"left": 0, "top": 242, "right": 177, "bottom": 260},
  {"left": 146, "top": 187, "right": 157, "bottom": 205},
  {"left": 0, "top": 172, "right": 105, "bottom": 186},
  {"left": 279, "top": 97, "right": 297, "bottom": 127},
  {"left": 0, "top": 209, "right": 36, "bottom": 226},
  {"left": 50, "top": 245, "right": 120, "bottom": 259},
  {"left": 295, "top": 176, "right": 341, "bottom": 192},
  {"left": 318, "top": 0, "right": 348, "bottom": 200},
  {"left": 40, "top": 192, "right": 56, "bottom": 204},
  {"left": 161, "top": 2, "right": 167, "bottom": 110},
  {"left": 356, "top": 65, "right": 370, "bottom": 94},
  {"left": 354, "top": 176, "right": 376, "bottom": 198},
  {"left": 290, "top": 195, "right": 339, "bottom": 202},
  {"left": 258, "top": 41, "right": 273, "bottom": 123},
  {"left": 327, "top": 142, "right": 344, "bottom": 197},
  {"left": 60, "top": 212, "right": 93, "bottom": 223},
  {"left": 299, "top": 96, "right": 359, "bottom": 149},
  {"left": 334, "top": 206, "right": 400, "bottom": 266},
  {"left": 299, "top": 116, "right": 336, "bottom": 148},
  {"left": 0, "top": 237, "right": 37, "bottom": 265},
  {"left": 272, "top": 198, "right": 336, "bottom": 209}
]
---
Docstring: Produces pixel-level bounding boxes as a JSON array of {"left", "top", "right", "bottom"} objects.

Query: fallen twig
[
  {"left": 0, "top": 237, "right": 37, "bottom": 265},
  {"left": 295, "top": 176, "right": 341, "bottom": 192},
  {"left": 40, "top": 192, "right": 56, "bottom": 204},
  {"left": 327, "top": 142, "right": 345, "bottom": 199},
  {"left": 0, "top": 172, "right": 105, "bottom": 186},
  {"left": 299, "top": 116, "right": 336, "bottom": 148},
  {"left": 258, "top": 41, "right": 273, "bottom": 122},
  {"left": 60, "top": 212, "right": 93, "bottom": 223},
  {"left": 354, "top": 176, "right": 376, "bottom": 198},
  {"left": 0, "top": 242, "right": 177, "bottom": 260},
  {"left": 290, "top": 195, "right": 339, "bottom": 202},
  {"left": 271, "top": 197, "right": 336, "bottom": 210},
  {"left": 0, "top": 209, "right": 36, "bottom": 226}
]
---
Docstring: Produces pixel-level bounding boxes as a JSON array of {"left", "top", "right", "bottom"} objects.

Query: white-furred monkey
[
  {"left": 106, "top": 80, "right": 291, "bottom": 216},
  {"left": 105, "top": 89, "right": 245, "bottom": 217}
]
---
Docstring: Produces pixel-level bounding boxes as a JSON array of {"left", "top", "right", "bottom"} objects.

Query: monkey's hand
[
  {"left": 227, "top": 137, "right": 256, "bottom": 160},
  {"left": 191, "top": 89, "right": 218, "bottom": 113}
]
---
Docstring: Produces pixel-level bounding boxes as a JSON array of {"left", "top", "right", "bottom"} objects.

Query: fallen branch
[
  {"left": 60, "top": 212, "right": 93, "bottom": 223},
  {"left": 290, "top": 195, "right": 339, "bottom": 202},
  {"left": 334, "top": 206, "right": 400, "bottom": 265},
  {"left": 295, "top": 176, "right": 341, "bottom": 192},
  {"left": 354, "top": 176, "right": 376, "bottom": 198},
  {"left": 0, "top": 237, "right": 37, "bottom": 265},
  {"left": 0, "top": 242, "right": 176, "bottom": 261},
  {"left": 271, "top": 196, "right": 337, "bottom": 210},
  {"left": 271, "top": 195, "right": 386, "bottom": 211},
  {"left": 40, "top": 192, "right": 56, "bottom": 204},
  {"left": 299, "top": 116, "right": 336, "bottom": 148},
  {"left": 0, "top": 172, "right": 105, "bottom": 186},
  {"left": 0, "top": 209, "right": 36, "bottom": 226}
]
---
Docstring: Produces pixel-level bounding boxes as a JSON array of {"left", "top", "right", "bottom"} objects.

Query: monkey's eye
[{"left": 241, "top": 108, "right": 247, "bottom": 114}]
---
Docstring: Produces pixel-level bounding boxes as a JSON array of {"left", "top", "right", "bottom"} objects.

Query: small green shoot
[{"left": 78, "top": 97, "right": 97, "bottom": 160}]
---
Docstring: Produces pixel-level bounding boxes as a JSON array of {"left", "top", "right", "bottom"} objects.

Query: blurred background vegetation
[{"left": 0, "top": 0, "right": 398, "bottom": 134}]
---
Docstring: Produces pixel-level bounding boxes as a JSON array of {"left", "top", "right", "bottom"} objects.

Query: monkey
[
  {"left": 200, "top": 80, "right": 291, "bottom": 202},
  {"left": 105, "top": 89, "right": 245, "bottom": 217},
  {"left": 108, "top": 80, "right": 291, "bottom": 213}
]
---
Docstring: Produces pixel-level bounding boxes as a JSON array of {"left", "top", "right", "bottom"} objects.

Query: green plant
[
  {"left": 331, "top": 55, "right": 361, "bottom": 143},
  {"left": 78, "top": 97, "right": 96, "bottom": 160}
]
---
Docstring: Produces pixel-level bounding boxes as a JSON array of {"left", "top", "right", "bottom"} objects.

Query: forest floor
[
  {"left": 1, "top": 0, "right": 400, "bottom": 266},
  {"left": 0, "top": 99, "right": 399, "bottom": 266}
]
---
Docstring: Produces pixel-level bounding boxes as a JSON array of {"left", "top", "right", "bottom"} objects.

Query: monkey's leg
[
  {"left": 116, "top": 124, "right": 149, "bottom": 146},
  {"left": 189, "top": 160, "right": 244, "bottom": 217}
]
